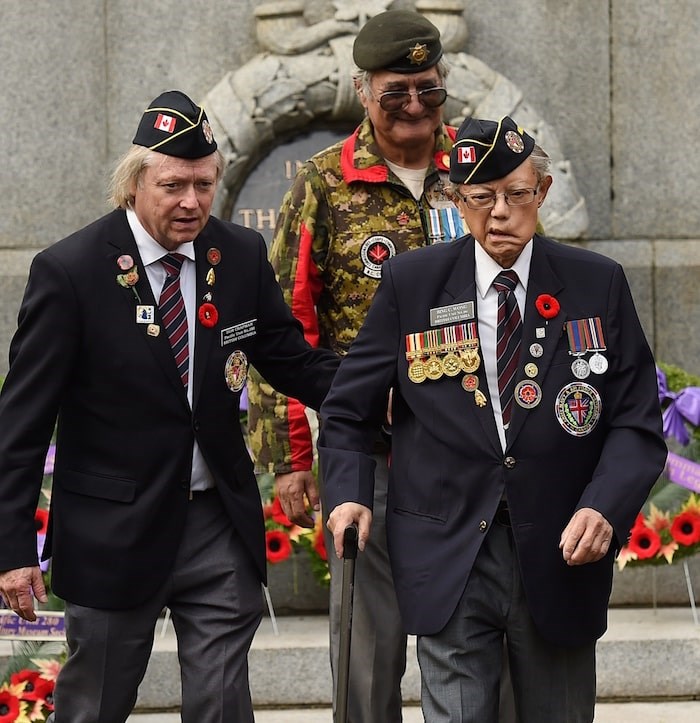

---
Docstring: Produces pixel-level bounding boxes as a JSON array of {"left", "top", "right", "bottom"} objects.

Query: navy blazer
[
  {"left": 0, "top": 209, "right": 338, "bottom": 608},
  {"left": 320, "top": 234, "right": 666, "bottom": 646}
]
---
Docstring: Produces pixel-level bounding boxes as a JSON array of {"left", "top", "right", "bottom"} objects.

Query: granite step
[
  {"left": 3, "top": 606, "right": 700, "bottom": 714},
  {"left": 128, "top": 606, "right": 700, "bottom": 711}
]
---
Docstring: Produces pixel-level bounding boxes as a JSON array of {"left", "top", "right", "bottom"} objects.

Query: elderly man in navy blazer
[
  {"left": 0, "top": 91, "right": 338, "bottom": 723},
  {"left": 319, "top": 115, "right": 666, "bottom": 722}
]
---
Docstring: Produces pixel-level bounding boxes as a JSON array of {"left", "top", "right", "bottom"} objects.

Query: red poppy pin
[
  {"left": 535, "top": 294, "right": 560, "bottom": 320},
  {"left": 198, "top": 302, "right": 219, "bottom": 327}
]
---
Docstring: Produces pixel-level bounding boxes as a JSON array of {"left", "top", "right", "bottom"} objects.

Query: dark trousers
[
  {"left": 323, "top": 455, "right": 519, "bottom": 722},
  {"left": 417, "top": 517, "right": 596, "bottom": 722},
  {"left": 50, "top": 489, "right": 263, "bottom": 723}
]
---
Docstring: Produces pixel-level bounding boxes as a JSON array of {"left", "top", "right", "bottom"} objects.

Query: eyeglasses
[
  {"left": 375, "top": 87, "right": 448, "bottom": 112},
  {"left": 455, "top": 186, "right": 540, "bottom": 210}
]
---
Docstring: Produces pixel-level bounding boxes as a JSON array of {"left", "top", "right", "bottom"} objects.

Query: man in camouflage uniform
[{"left": 247, "top": 10, "right": 511, "bottom": 722}]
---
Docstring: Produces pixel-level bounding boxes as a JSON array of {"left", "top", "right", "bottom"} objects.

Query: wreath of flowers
[
  {"left": 0, "top": 656, "right": 62, "bottom": 723},
  {"left": 617, "top": 362, "right": 700, "bottom": 570},
  {"left": 0, "top": 436, "right": 66, "bottom": 723},
  {"left": 263, "top": 495, "right": 329, "bottom": 587}
]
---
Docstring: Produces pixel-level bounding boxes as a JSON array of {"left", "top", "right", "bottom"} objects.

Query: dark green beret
[
  {"left": 133, "top": 90, "right": 217, "bottom": 159},
  {"left": 353, "top": 10, "right": 443, "bottom": 74},
  {"left": 449, "top": 116, "right": 535, "bottom": 185}
]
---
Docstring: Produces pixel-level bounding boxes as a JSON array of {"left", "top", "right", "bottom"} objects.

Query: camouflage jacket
[{"left": 248, "top": 117, "right": 463, "bottom": 473}]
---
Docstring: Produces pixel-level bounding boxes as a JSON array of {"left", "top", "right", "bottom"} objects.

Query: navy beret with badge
[
  {"left": 353, "top": 10, "right": 443, "bottom": 73},
  {"left": 133, "top": 90, "right": 217, "bottom": 159},
  {"left": 449, "top": 115, "right": 535, "bottom": 185}
]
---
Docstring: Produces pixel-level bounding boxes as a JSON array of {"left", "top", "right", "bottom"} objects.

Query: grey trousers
[
  {"left": 323, "top": 455, "right": 519, "bottom": 723},
  {"left": 417, "top": 518, "right": 596, "bottom": 723},
  {"left": 49, "top": 488, "right": 263, "bottom": 723}
]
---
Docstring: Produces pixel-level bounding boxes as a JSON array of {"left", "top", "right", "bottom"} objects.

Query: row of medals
[
  {"left": 407, "top": 338, "right": 489, "bottom": 407},
  {"left": 406, "top": 334, "right": 609, "bottom": 410}
]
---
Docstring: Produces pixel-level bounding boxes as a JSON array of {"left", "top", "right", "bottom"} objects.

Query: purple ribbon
[
  {"left": 657, "top": 367, "right": 700, "bottom": 446},
  {"left": 666, "top": 451, "right": 700, "bottom": 493}
]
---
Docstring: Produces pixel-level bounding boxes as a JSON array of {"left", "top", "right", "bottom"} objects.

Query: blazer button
[
  {"left": 504, "top": 456, "right": 516, "bottom": 469},
  {"left": 479, "top": 520, "right": 488, "bottom": 533}
]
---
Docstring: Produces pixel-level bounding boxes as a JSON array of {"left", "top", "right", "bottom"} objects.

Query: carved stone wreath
[{"left": 201, "top": 0, "right": 588, "bottom": 239}]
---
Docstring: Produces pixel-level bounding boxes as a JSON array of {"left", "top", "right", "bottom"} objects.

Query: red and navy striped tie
[
  {"left": 494, "top": 270, "right": 522, "bottom": 427},
  {"left": 159, "top": 253, "right": 189, "bottom": 388}
]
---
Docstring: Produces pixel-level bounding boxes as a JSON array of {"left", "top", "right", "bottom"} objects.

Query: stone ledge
[
  {"left": 127, "top": 608, "right": 700, "bottom": 708},
  {"left": 3, "top": 609, "right": 699, "bottom": 709}
]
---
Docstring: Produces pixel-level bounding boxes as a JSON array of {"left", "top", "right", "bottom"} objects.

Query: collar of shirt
[
  {"left": 125, "top": 208, "right": 195, "bottom": 268},
  {"left": 474, "top": 238, "right": 533, "bottom": 304}
]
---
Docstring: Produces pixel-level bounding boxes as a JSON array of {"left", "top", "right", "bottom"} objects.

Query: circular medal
[
  {"left": 529, "top": 343, "right": 544, "bottom": 358},
  {"left": 515, "top": 380, "right": 542, "bottom": 409},
  {"left": 524, "top": 362, "right": 538, "bottom": 378},
  {"left": 442, "top": 352, "right": 461, "bottom": 377},
  {"left": 571, "top": 358, "right": 590, "bottom": 379},
  {"left": 460, "top": 349, "right": 481, "bottom": 373},
  {"left": 461, "top": 374, "right": 479, "bottom": 392},
  {"left": 408, "top": 359, "right": 427, "bottom": 383},
  {"left": 555, "top": 382, "right": 602, "bottom": 437},
  {"left": 224, "top": 350, "right": 248, "bottom": 392},
  {"left": 425, "top": 356, "right": 443, "bottom": 381},
  {"left": 589, "top": 352, "right": 608, "bottom": 374},
  {"left": 207, "top": 247, "right": 221, "bottom": 265}
]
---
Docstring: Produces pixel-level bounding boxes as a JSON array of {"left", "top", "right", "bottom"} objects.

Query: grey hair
[
  {"left": 108, "top": 145, "right": 225, "bottom": 209},
  {"left": 353, "top": 57, "right": 450, "bottom": 100},
  {"left": 528, "top": 144, "right": 551, "bottom": 182}
]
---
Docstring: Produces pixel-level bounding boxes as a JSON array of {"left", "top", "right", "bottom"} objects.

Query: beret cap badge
[
  {"left": 407, "top": 43, "right": 429, "bottom": 65},
  {"left": 352, "top": 10, "right": 442, "bottom": 74}
]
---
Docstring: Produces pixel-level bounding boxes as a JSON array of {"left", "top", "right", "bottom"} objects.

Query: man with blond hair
[{"left": 0, "top": 90, "right": 337, "bottom": 723}]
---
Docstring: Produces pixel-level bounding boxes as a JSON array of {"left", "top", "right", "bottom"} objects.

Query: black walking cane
[{"left": 335, "top": 524, "right": 359, "bottom": 723}]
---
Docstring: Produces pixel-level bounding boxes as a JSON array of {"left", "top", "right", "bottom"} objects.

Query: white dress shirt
[
  {"left": 126, "top": 209, "right": 215, "bottom": 491},
  {"left": 474, "top": 239, "right": 533, "bottom": 451}
]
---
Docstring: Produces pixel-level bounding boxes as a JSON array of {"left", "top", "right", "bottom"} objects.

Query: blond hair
[{"left": 108, "top": 146, "right": 225, "bottom": 209}]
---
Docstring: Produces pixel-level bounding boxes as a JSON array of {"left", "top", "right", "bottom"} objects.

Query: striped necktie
[
  {"left": 494, "top": 270, "right": 522, "bottom": 427},
  {"left": 159, "top": 253, "right": 189, "bottom": 388}
]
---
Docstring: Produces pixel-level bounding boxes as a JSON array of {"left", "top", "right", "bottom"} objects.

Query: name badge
[
  {"left": 221, "top": 319, "right": 257, "bottom": 346},
  {"left": 430, "top": 301, "right": 474, "bottom": 327}
]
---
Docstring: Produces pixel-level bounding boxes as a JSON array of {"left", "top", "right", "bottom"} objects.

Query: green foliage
[{"left": 0, "top": 641, "right": 65, "bottom": 682}]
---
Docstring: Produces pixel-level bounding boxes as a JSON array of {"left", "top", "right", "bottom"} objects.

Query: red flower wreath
[
  {"left": 535, "top": 293, "right": 560, "bottom": 319},
  {"left": 313, "top": 527, "right": 328, "bottom": 562},
  {"left": 270, "top": 496, "right": 293, "bottom": 527},
  {"left": 34, "top": 508, "right": 49, "bottom": 536},
  {"left": 670, "top": 510, "right": 700, "bottom": 546},
  {"left": 265, "top": 529, "right": 293, "bottom": 564},
  {"left": 627, "top": 524, "right": 662, "bottom": 560},
  {"left": 197, "top": 302, "right": 218, "bottom": 327}
]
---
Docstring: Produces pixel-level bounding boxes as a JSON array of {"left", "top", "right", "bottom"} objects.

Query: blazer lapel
[
  {"left": 106, "top": 211, "right": 190, "bottom": 403},
  {"left": 506, "top": 237, "right": 566, "bottom": 447},
  {"left": 191, "top": 234, "right": 218, "bottom": 405}
]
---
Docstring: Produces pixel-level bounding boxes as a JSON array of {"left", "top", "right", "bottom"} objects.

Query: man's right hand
[
  {"left": 0, "top": 566, "right": 47, "bottom": 622},
  {"left": 275, "top": 471, "right": 319, "bottom": 528}
]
